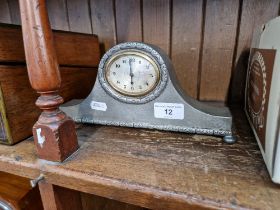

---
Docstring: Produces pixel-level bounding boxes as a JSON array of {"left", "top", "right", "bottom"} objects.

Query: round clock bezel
[
  {"left": 98, "top": 42, "right": 169, "bottom": 104},
  {"left": 105, "top": 50, "right": 161, "bottom": 97}
]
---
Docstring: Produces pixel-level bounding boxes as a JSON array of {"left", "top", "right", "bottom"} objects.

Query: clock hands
[{"left": 129, "top": 58, "right": 134, "bottom": 85}]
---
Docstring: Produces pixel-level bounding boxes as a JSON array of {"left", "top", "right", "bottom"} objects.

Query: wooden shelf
[{"left": 0, "top": 108, "right": 279, "bottom": 210}]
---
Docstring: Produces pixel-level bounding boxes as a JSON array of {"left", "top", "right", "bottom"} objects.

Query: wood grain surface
[
  {"left": 19, "top": 0, "right": 79, "bottom": 162},
  {"left": 0, "top": 172, "right": 43, "bottom": 210},
  {"left": 0, "top": 24, "right": 100, "bottom": 67},
  {"left": 0, "top": 108, "right": 279, "bottom": 210},
  {"left": 67, "top": 0, "right": 92, "bottom": 34},
  {"left": 115, "top": 0, "right": 142, "bottom": 42},
  {"left": 90, "top": 0, "right": 116, "bottom": 53},
  {"left": 199, "top": 0, "right": 239, "bottom": 101},
  {"left": 7, "top": 0, "right": 21, "bottom": 25},
  {"left": 53, "top": 31, "right": 99, "bottom": 67},
  {"left": 172, "top": 0, "right": 203, "bottom": 99},
  {"left": 39, "top": 181, "right": 82, "bottom": 210},
  {"left": 0, "top": 65, "right": 96, "bottom": 144},
  {"left": 1, "top": 0, "right": 280, "bottom": 102},
  {"left": 0, "top": 0, "right": 11, "bottom": 23},
  {"left": 230, "top": 0, "right": 280, "bottom": 104},
  {"left": 81, "top": 193, "right": 148, "bottom": 210},
  {"left": 46, "top": 0, "right": 69, "bottom": 31},
  {"left": 143, "top": 0, "right": 170, "bottom": 55}
]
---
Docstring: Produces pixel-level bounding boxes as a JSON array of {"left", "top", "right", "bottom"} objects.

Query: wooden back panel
[{"left": 1, "top": 0, "right": 280, "bottom": 102}]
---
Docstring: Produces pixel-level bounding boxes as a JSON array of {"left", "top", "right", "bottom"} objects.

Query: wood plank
[
  {"left": 81, "top": 193, "right": 148, "bottom": 210},
  {"left": 0, "top": 25, "right": 25, "bottom": 62},
  {"left": 0, "top": 138, "right": 39, "bottom": 178},
  {"left": 0, "top": 0, "right": 11, "bottom": 23},
  {"left": 0, "top": 172, "right": 43, "bottom": 210},
  {"left": 39, "top": 182, "right": 82, "bottom": 210},
  {"left": 34, "top": 113, "right": 280, "bottom": 210},
  {"left": 90, "top": 0, "right": 116, "bottom": 53},
  {"left": 0, "top": 108, "right": 279, "bottom": 210},
  {"left": 171, "top": 0, "right": 203, "bottom": 99},
  {"left": 59, "top": 67, "right": 97, "bottom": 102},
  {"left": 46, "top": 0, "right": 69, "bottom": 31},
  {"left": 0, "top": 24, "right": 100, "bottom": 67},
  {"left": 53, "top": 31, "right": 100, "bottom": 67},
  {"left": 66, "top": 0, "right": 92, "bottom": 34},
  {"left": 115, "top": 0, "right": 142, "bottom": 42},
  {"left": 143, "top": 0, "right": 170, "bottom": 55},
  {"left": 0, "top": 172, "right": 32, "bottom": 209},
  {"left": 39, "top": 182, "right": 58, "bottom": 210},
  {"left": 230, "top": 0, "right": 280, "bottom": 104},
  {"left": 0, "top": 65, "right": 97, "bottom": 144},
  {"left": 7, "top": 0, "right": 21, "bottom": 25},
  {"left": 199, "top": 0, "right": 239, "bottom": 102}
]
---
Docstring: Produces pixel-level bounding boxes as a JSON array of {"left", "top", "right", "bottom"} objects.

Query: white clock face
[{"left": 105, "top": 51, "right": 160, "bottom": 97}]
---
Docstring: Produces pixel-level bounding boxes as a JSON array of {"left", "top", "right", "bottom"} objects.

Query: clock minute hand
[{"left": 129, "top": 59, "right": 134, "bottom": 85}]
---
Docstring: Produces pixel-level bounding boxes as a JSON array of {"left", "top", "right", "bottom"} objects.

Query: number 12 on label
[
  {"left": 154, "top": 103, "right": 184, "bottom": 120},
  {"left": 165, "top": 109, "right": 173, "bottom": 115}
]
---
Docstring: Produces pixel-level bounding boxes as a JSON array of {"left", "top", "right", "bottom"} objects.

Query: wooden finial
[{"left": 19, "top": 0, "right": 78, "bottom": 162}]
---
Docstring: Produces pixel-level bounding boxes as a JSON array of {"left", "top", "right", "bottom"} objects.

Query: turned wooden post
[{"left": 19, "top": 0, "right": 78, "bottom": 162}]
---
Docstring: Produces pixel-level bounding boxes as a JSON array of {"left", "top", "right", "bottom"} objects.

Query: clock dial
[{"left": 105, "top": 51, "right": 160, "bottom": 97}]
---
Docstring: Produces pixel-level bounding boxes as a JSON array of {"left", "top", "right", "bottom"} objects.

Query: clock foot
[{"left": 223, "top": 135, "right": 237, "bottom": 144}]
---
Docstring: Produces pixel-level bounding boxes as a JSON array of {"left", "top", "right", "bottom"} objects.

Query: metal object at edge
[
  {"left": 0, "top": 200, "right": 12, "bottom": 210},
  {"left": 30, "top": 174, "right": 44, "bottom": 188},
  {"left": 61, "top": 42, "right": 234, "bottom": 140}
]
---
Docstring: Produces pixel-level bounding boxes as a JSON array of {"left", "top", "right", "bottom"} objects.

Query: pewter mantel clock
[{"left": 61, "top": 42, "right": 235, "bottom": 143}]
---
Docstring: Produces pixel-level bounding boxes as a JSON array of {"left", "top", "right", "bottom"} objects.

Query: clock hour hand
[{"left": 129, "top": 58, "right": 134, "bottom": 85}]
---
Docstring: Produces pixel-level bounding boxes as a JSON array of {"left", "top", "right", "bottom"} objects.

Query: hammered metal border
[
  {"left": 74, "top": 117, "right": 232, "bottom": 137},
  {"left": 98, "top": 42, "right": 169, "bottom": 104}
]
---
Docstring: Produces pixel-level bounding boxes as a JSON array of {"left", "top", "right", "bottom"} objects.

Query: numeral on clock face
[{"left": 106, "top": 52, "right": 160, "bottom": 96}]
